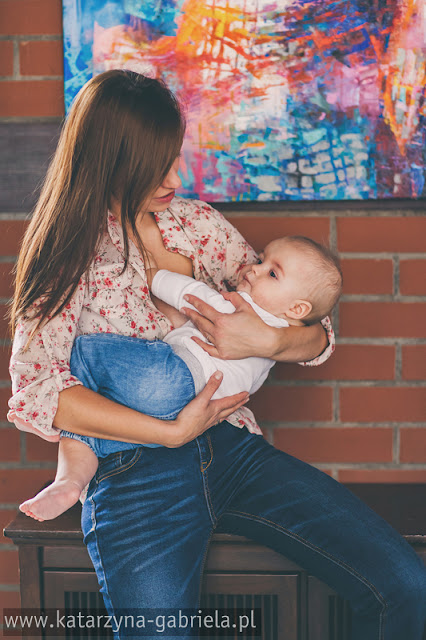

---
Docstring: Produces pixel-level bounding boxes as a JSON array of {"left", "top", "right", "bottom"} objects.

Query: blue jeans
[
  {"left": 71, "top": 334, "right": 426, "bottom": 639},
  {"left": 61, "top": 334, "right": 197, "bottom": 456},
  {"left": 81, "top": 424, "right": 426, "bottom": 640}
]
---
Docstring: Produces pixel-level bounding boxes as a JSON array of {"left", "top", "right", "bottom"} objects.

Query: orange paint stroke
[{"left": 240, "top": 141, "right": 265, "bottom": 149}]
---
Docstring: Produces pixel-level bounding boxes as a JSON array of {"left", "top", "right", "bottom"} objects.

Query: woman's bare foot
[{"left": 19, "top": 479, "right": 83, "bottom": 522}]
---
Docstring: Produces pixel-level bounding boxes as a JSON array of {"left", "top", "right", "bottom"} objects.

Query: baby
[{"left": 19, "top": 235, "right": 342, "bottom": 521}]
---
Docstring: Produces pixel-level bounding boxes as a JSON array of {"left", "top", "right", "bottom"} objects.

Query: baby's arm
[
  {"left": 151, "top": 270, "right": 236, "bottom": 315},
  {"left": 146, "top": 268, "right": 189, "bottom": 328}
]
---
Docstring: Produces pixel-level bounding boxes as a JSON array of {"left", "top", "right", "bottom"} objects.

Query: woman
[{"left": 8, "top": 70, "right": 426, "bottom": 639}]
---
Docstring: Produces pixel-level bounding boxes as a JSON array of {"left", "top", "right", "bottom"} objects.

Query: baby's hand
[{"left": 146, "top": 267, "right": 159, "bottom": 289}]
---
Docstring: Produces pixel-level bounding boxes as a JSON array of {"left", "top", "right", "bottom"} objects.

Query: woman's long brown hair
[{"left": 9, "top": 69, "right": 185, "bottom": 347}]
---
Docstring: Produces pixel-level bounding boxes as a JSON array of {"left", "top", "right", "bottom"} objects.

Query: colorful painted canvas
[{"left": 62, "top": 0, "right": 426, "bottom": 202}]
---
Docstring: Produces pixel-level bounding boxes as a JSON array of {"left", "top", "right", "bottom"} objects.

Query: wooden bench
[{"left": 4, "top": 483, "right": 426, "bottom": 639}]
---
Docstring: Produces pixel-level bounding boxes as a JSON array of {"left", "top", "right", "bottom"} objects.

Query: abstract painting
[{"left": 62, "top": 0, "right": 426, "bottom": 202}]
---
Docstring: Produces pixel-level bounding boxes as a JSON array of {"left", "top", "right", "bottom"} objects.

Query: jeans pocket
[{"left": 96, "top": 447, "right": 143, "bottom": 483}]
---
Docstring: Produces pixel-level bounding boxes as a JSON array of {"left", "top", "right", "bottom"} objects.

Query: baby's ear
[{"left": 286, "top": 300, "right": 312, "bottom": 320}]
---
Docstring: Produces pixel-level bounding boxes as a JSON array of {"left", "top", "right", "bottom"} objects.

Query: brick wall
[
  {"left": 0, "top": 0, "right": 63, "bottom": 117},
  {"left": 0, "top": 0, "right": 65, "bottom": 625},
  {"left": 0, "top": 0, "right": 425, "bottom": 623}
]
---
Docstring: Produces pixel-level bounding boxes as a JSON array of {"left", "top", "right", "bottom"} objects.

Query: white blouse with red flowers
[{"left": 8, "top": 197, "right": 335, "bottom": 442}]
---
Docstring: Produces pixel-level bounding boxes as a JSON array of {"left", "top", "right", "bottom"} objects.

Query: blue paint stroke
[{"left": 62, "top": 0, "right": 425, "bottom": 201}]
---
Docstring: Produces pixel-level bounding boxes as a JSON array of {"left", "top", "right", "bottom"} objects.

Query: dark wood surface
[
  {"left": 3, "top": 483, "right": 425, "bottom": 640},
  {"left": 4, "top": 483, "right": 426, "bottom": 545}
]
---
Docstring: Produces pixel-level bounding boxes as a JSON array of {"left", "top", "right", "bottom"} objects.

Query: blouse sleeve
[
  {"left": 7, "top": 277, "right": 87, "bottom": 441},
  {"left": 299, "top": 315, "right": 335, "bottom": 367},
  {"left": 182, "top": 200, "right": 336, "bottom": 367}
]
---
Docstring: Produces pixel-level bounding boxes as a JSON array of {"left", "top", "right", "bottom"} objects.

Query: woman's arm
[
  {"left": 180, "top": 291, "right": 332, "bottom": 363},
  {"left": 150, "top": 270, "right": 327, "bottom": 362},
  {"left": 175, "top": 203, "right": 333, "bottom": 364},
  {"left": 267, "top": 323, "right": 328, "bottom": 362},
  {"left": 54, "top": 373, "right": 249, "bottom": 448},
  {"left": 8, "top": 275, "right": 247, "bottom": 446}
]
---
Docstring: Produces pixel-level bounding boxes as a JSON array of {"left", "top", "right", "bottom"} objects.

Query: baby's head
[{"left": 236, "top": 236, "right": 342, "bottom": 325}]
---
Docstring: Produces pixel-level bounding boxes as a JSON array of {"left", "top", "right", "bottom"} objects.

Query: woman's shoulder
[
  {"left": 86, "top": 225, "right": 123, "bottom": 270},
  {"left": 167, "top": 197, "right": 234, "bottom": 244},
  {"left": 168, "top": 196, "right": 224, "bottom": 223}
]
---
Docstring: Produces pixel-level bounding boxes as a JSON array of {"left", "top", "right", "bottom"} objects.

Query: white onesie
[{"left": 151, "top": 270, "right": 289, "bottom": 400}]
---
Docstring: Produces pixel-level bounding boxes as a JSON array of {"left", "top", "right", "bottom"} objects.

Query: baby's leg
[
  {"left": 19, "top": 437, "right": 98, "bottom": 521},
  {"left": 70, "top": 334, "right": 196, "bottom": 430},
  {"left": 19, "top": 335, "right": 197, "bottom": 521}
]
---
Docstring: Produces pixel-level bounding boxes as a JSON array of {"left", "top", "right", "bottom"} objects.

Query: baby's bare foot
[{"left": 19, "top": 479, "right": 83, "bottom": 521}]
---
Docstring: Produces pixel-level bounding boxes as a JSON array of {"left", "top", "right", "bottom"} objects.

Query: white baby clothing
[{"left": 151, "top": 269, "right": 289, "bottom": 400}]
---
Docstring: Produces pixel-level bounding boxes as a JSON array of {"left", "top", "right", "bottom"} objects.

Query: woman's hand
[
  {"left": 181, "top": 291, "right": 278, "bottom": 360},
  {"left": 181, "top": 291, "right": 330, "bottom": 363},
  {"left": 166, "top": 371, "right": 249, "bottom": 447}
]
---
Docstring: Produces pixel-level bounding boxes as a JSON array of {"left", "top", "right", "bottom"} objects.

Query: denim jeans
[
  {"left": 81, "top": 423, "right": 426, "bottom": 640},
  {"left": 72, "top": 334, "right": 426, "bottom": 639},
  {"left": 61, "top": 334, "right": 197, "bottom": 456}
]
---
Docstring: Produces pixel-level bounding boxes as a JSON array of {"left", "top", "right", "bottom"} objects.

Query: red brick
[
  {"left": 0, "top": 625, "right": 21, "bottom": 640},
  {"left": 275, "top": 345, "right": 395, "bottom": 381},
  {"left": 0, "top": 550, "right": 19, "bottom": 583},
  {"left": 0, "top": 624, "right": 22, "bottom": 640},
  {"left": 400, "top": 428, "right": 426, "bottom": 463},
  {"left": 273, "top": 427, "right": 393, "bottom": 463},
  {"left": 0, "top": 429, "right": 20, "bottom": 462},
  {"left": 0, "top": 589, "right": 21, "bottom": 610},
  {"left": 0, "top": 469, "right": 54, "bottom": 503},
  {"left": 316, "top": 469, "right": 333, "bottom": 477},
  {"left": 402, "top": 345, "right": 426, "bottom": 381},
  {"left": 337, "top": 217, "right": 426, "bottom": 253},
  {"left": 0, "top": 41, "right": 14, "bottom": 76},
  {"left": 340, "top": 387, "right": 426, "bottom": 423},
  {"left": 230, "top": 217, "right": 330, "bottom": 253},
  {"left": 0, "top": 387, "right": 12, "bottom": 422},
  {"left": 0, "top": 221, "right": 27, "bottom": 256},
  {"left": 0, "top": 345, "right": 12, "bottom": 379},
  {"left": 0, "top": 1, "right": 62, "bottom": 36},
  {"left": 400, "top": 260, "right": 426, "bottom": 295},
  {"left": 0, "top": 81, "right": 64, "bottom": 117},
  {"left": 0, "top": 591, "right": 21, "bottom": 639},
  {"left": 0, "top": 509, "right": 19, "bottom": 544},
  {"left": 0, "top": 593, "right": 22, "bottom": 640},
  {"left": 339, "top": 302, "right": 426, "bottom": 338},
  {"left": 339, "top": 469, "right": 426, "bottom": 483},
  {"left": 340, "top": 259, "right": 393, "bottom": 294},
  {"left": 248, "top": 385, "right": 332, "bottom": 422},
  {"left": 0, "top": 628, "right": 22, "bottom": 639},
  {"left": 0, "top": 264, "right": 15, "bottom": 299},
  {"left": 20, "top": 40, "right": 63, "bottom": 76},
  {"left": 0, "top": 628, "right": 22, "bottom": 640},
  {"left": 26, "top": 434, "right": 58, "bottom": 462}
]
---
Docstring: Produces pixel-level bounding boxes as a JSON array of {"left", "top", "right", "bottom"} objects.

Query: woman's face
[{"left": 146, "top": 157, "right": 182, "bottom": 212}]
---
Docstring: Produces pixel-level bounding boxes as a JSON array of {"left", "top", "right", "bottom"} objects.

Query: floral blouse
[{"left": 8, "top": 197, "right": 335, "bottom": 442}]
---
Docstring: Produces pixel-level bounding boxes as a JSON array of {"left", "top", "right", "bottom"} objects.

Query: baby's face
[{"left": 236, "top": 238, "right": 308, "bottom": 317}]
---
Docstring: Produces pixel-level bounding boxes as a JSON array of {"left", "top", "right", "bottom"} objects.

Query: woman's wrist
[
  {"left": 256, "top": 324, "right": 284, "bottom": 359},
  {"left": 153, "top": 419, "right": 184, "bottom": 448},
  {"left": 269, "top": 322, "right": 328, "bottom": 363}
]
